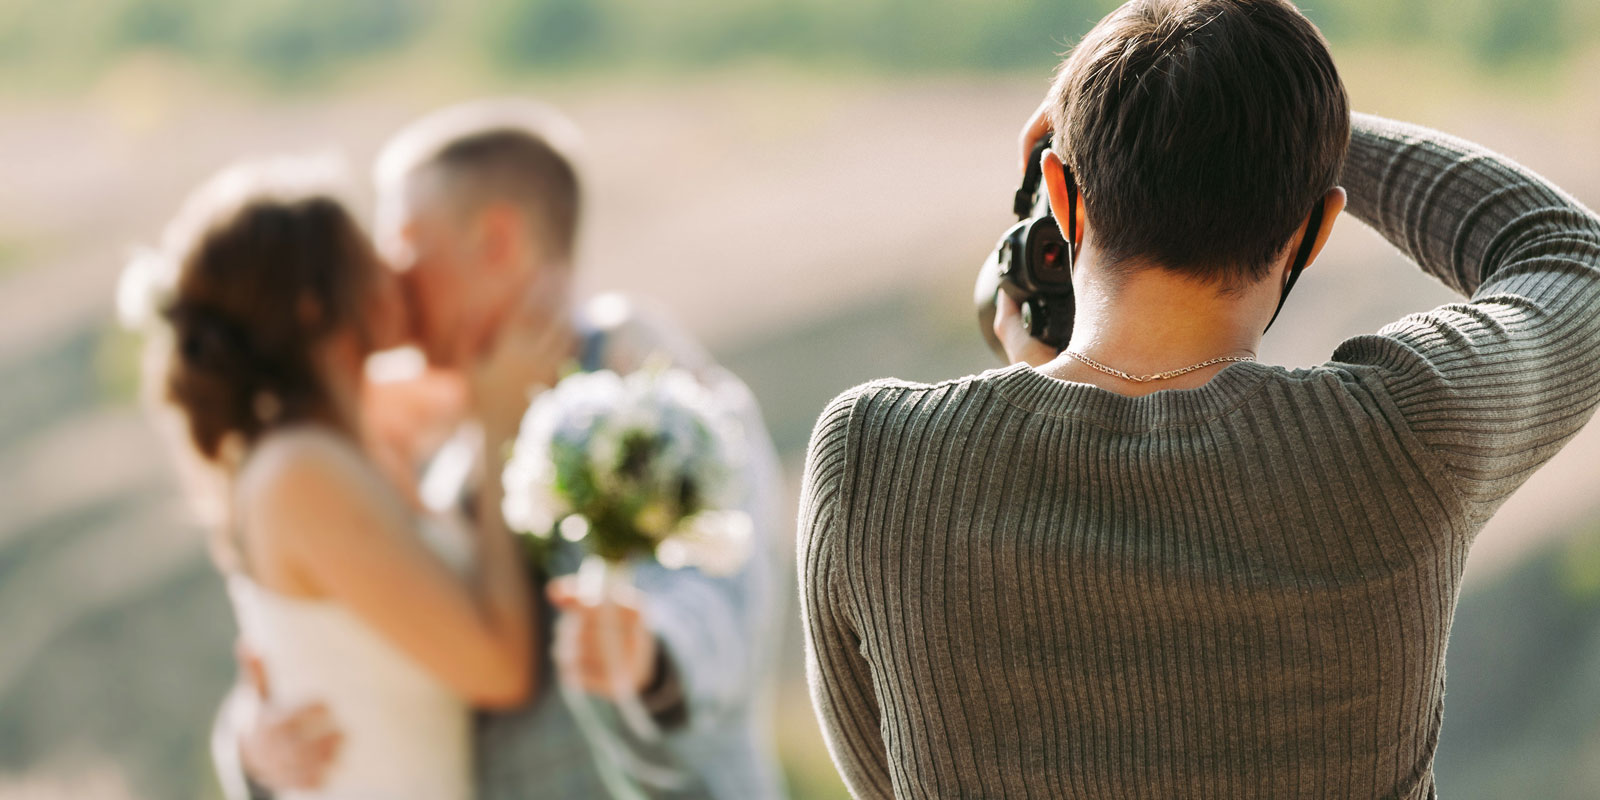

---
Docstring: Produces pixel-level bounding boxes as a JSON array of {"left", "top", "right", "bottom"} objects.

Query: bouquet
[{"left": 500, "top": 365, "right": 753, "bottom": 580}]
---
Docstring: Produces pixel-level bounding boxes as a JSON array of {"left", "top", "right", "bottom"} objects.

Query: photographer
[{"left": 797, "top": 0, "right": 1600, "bottom": 798}]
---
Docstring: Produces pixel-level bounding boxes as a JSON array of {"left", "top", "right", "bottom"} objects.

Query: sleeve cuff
[{"left": 640, "top": 644, "right": 689, "bottom": 730}]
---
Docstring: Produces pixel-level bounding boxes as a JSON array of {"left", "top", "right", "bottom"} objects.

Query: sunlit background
[{"left": 3, "top": 0, "right": 1600, "bottom": 797}]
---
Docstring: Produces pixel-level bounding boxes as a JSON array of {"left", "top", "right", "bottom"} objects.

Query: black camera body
[{"left": 975, "top": 137, "right": 1077, "bottom": 359}]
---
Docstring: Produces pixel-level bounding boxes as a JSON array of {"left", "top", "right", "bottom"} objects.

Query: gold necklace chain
[{"left": 1064, "top": 350, "right": 1256, "bottom": 383}]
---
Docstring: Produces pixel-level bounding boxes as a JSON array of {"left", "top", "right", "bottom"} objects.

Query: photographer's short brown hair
[{"left": 1050, "top": 0, "right": 1349, "bottom": 288}]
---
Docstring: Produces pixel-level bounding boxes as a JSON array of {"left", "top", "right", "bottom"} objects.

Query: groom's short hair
[
  {"left": 1050, "top": 0, "right": 1349, "bottom": 289},
  {"left": 376, "top": 100, "right": 583, "bottom": 261}
]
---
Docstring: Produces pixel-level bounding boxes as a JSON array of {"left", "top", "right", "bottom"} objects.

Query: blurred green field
[{"left": 3, "top": 2, "right": 1600, "bottom": 798}]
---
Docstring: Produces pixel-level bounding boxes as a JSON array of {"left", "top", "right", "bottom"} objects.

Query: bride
[{"left": 128, "top": 159, "right": 533, "bottom": 799}]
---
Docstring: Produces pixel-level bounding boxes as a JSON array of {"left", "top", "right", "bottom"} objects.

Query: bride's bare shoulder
[{"left": 237, "top": 424, "right": 381, "bottom": 508}]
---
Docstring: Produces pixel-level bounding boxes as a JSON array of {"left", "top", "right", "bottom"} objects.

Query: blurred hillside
[
  {"left": 2, "top": 1, "right": 1600, "bottom": 799},
  {"left": 1433, "top": 523, "right": 1600, "bottom": 797}
]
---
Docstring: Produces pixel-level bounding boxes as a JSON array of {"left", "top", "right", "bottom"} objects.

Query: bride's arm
[{"left": 241, "top": 429, "right": 533, "bottom": 708}]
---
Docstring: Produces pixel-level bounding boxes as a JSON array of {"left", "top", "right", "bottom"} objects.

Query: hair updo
[{"left": 141, "top": 158, "right": 385, "bottom": 464}]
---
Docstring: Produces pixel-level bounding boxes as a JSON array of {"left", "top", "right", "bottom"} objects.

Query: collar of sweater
[{"left": 989, "top": 360, "right": 1277, "bottom": 433}]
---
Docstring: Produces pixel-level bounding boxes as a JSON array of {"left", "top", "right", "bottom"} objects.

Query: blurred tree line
[{"left": 0, "top": 0, "right": 1595, "bottom": 89}]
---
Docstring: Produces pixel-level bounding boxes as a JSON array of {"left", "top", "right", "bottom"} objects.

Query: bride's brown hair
[{"left": 152, "top": 160, "right": 384, "bottom": 464}]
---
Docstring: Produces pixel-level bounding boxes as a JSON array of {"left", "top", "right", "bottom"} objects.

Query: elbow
[
  {"left": 464, "top": 642, "right": 536, "bottom": 710},
  {"left": 470, "top": 671, "right": 532, "bottom": 710}
]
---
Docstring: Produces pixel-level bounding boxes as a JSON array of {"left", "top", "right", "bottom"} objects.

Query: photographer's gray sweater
[{"left": 798, "top": 114, "right": 1600, "bottom": 800}]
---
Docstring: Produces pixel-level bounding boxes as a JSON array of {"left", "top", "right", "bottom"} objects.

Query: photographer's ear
[
  {"left": 1296, "top": 186, "right": 1347, "bottom": 274},
  {"left": 1041, "top": 148, "right": 1085, "bottom": 246}
]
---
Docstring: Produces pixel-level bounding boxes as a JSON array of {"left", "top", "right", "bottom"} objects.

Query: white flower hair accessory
[{"left": 116, "top": 245, "right": 178, "bottom": 331}]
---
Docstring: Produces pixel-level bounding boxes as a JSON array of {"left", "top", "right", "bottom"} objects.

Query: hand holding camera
[{"left": 975, "top": 108, "right": 1078, "bottom": 363}]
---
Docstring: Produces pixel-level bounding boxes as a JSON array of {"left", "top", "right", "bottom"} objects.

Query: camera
[{"left": 974, "top": 136, "right": 1077, "bottom": 360}]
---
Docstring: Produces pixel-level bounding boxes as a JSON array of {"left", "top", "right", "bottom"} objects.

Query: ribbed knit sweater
[{"left": 798, "top": 114, "right": 1600, "bottom": 799}]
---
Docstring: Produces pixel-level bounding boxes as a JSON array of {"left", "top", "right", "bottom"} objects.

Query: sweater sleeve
[
  {"left": 797, "top": 389, "right": 895, "bottom": 799},
  {"left": 1334, "top": 113, "right": 1600, "bottom": 522}
]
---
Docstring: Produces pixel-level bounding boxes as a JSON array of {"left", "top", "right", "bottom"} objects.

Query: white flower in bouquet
[
  {"left": 500, "top": 449, "right": 566, "bottom": 537},
  {"left": 500, "top": 364, "right": 751, "bottom": 574},
  {"left": 656, "top": 510, "right": 753, "bottom": 577}
]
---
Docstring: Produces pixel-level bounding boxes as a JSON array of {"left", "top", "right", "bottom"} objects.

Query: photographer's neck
[{"left": 1041, "top": 263, "right": 1271, "bottom": 396}]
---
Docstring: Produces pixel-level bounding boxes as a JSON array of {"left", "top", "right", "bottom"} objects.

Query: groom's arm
[
  {"left": 211, "top": 688, "right": 338, "bottom": 800},
  {"left": 586, "top": 298, "right": 790, "bottom": 730},
  {"left": 627, "top": 367, "right": 785, "bottom": 729},
  {"left": 211, "top": 643, "right": 345, "bottom": 799}
]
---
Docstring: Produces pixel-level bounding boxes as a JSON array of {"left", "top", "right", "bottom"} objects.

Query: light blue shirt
[{"left": 462, "top": 294, "right": 789, "bottom": 800}]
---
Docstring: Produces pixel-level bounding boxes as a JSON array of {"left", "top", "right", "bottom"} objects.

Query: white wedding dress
[{"left": 228, "top": 515, "right": 476, "bottom": 800}]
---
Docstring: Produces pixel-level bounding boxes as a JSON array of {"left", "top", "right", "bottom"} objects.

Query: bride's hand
[
  {"left": 361, "top": 366, "right": 469, "bottom": 506},
  {"left": 466, "top": 278, "right": 576, "bottom": 442}
]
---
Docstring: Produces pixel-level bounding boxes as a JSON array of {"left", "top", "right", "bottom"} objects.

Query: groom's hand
[
  {"left": 239, "top": 702, "right": 343, "bottom": 792},
  {"left": 235, "top": 640, "right": 344, "bottom": 791},
  {"left": 547, "top": 578, "right": 658, "bottom": 697}
]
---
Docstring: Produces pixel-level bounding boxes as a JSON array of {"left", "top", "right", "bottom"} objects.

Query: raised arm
[
  {"left": 242, "top": 429, "right": 533, "bottom": 708},
  {"left": 798, "top": 390, "right": 894, "bottom": 799},
  {"left": 1334, "top": 113, "right": 1600, "bottom": 520}
]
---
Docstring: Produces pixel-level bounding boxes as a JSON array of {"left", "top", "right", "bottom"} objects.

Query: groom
[{"left": 212, "top": 101, "right": 789, "bottom": 800}]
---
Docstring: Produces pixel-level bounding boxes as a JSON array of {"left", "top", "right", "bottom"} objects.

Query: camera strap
[
  {"left": 1264, "top": 196, "right": 1327, "bottom": 333},
  {"left": 1070, "top": 178, "right": 1080, "bottom": 243},
  {"left": 1016, "top": 144, "right": 1049, "bottom": 219}
]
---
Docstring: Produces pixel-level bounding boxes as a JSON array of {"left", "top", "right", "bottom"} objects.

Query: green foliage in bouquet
[
  {"left": 501, "top": 365, "right": 752, "bottom": 574},
  {"left": 551, "top": 427, "right": 706, "bottom": 561}
]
